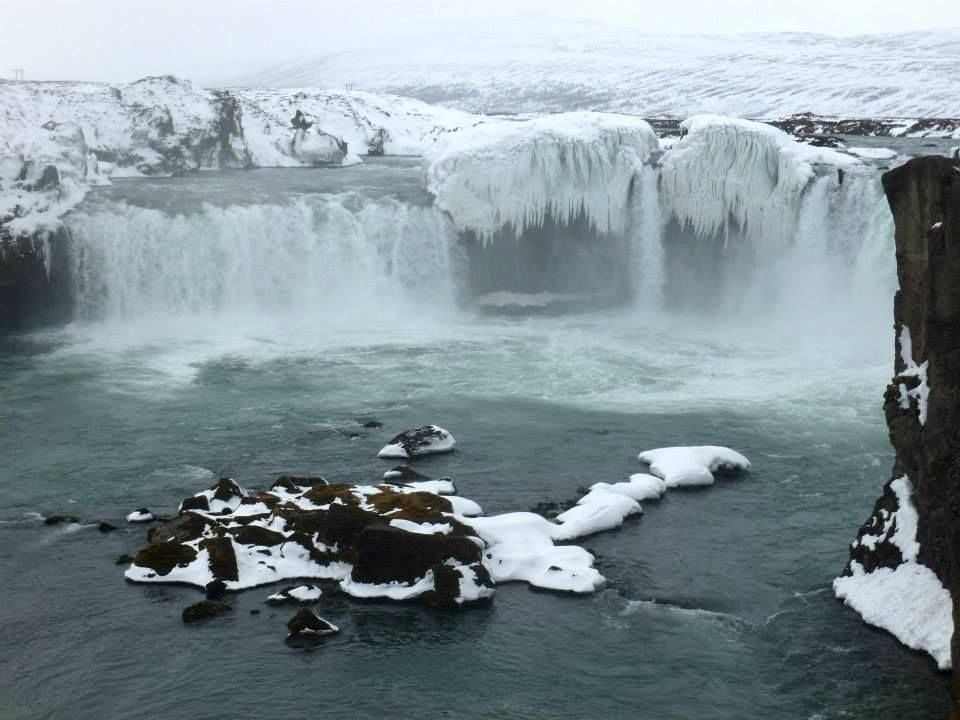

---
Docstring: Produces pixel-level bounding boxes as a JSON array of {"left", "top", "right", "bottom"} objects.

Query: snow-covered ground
[{"left": 229, "top": 27, "right": 960, "bottom": 120}]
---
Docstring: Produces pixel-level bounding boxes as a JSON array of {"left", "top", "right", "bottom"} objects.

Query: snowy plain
[{"left": 231, "top": 26, "right": 960, "bottom": 119}]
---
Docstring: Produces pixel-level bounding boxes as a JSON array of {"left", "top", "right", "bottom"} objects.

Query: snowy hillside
[
  {"left": 0, "top": 76, "right": 477, "bottom": 239},
  {"left": 230, "top": 28, "right": 960, "bottom": 119}
]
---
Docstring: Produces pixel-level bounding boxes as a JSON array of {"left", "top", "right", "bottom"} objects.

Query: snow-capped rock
[
  {"left": 286, "top": 608, "right": 339, "bottom": 643},
  {"left": 637, "top": 446, "right": 751, "bottom": 487},
  {"left": 266, "top": 584, "right": 323, "bottom": 604},
  {"left": 377, "top": 425, "right": 456, "bottom": 459},
  {"left": 126, "top": 508, "right": 155, "bottom": 523}
]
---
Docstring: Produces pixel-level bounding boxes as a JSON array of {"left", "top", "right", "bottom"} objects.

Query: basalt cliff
[{"left": 836, "top": 155, "right": 960, "bottom": 715}]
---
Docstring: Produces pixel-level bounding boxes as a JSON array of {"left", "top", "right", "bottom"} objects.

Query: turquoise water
[{"left": 0, "top": 163, "right": 950, "bottom": 718}]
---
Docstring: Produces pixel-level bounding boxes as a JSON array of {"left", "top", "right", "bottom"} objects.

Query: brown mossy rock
[
  {"left": 148, "top": 512, "right": 214, "bottom": 545},
  {"left": 133, "top": 542, "right": 198, "bottom": 576},
  {"left": 369, "top": 488, "right": 453, "bottom": 520},
  {"left": 281, "top": 502, "right": 380, "bottom": 548},
  {"left": 182, "top": 600, "right": 231, "bottom": 624},
  {"left": 351, "top": 525, "right": 482, "bottom": 586},
  {"left": 200, "top": 536, "right": 238, "bottom": 582},
  {"left": 302, "top": 483, "right": 360, "bottom": 506},
  {"left": 230, "top": 524, "right": 285, "bottom": 547}
]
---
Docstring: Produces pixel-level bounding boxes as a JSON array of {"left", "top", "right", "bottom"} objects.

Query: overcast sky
[{"left": 1, "top": 0, "right": 956, "bottom": 83}]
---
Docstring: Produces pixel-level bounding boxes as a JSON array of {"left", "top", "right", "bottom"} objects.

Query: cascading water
[
  {"left": 58, "top": 113, "right": 898, "bottom": 337},
  {"left": 65, "top": 193, "right": 463, "bottom": 324}
]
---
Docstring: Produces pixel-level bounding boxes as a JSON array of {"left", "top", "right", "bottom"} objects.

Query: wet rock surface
[{"left": 286, "top": 608, "right": 339, "bottom": 646}]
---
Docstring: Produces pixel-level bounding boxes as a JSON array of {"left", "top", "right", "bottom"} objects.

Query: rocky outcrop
[
  {"left": 125, "top": 475, "right": 494, "bottom": 608},
  {"left": 838, "top": 156, "right": 960, "bottom": 712}
]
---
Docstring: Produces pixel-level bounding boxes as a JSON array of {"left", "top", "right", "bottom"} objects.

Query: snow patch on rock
[
  {"left": 896, "top": 325, "right": 930, "bottom": 426},
  {"left": 834, "top": 476, "right": 952, "bottom": 669}
]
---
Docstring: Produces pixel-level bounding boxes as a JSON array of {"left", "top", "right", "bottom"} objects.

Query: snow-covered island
[{"left": 124, "top": 439, "right": 750, "bottom": 609}]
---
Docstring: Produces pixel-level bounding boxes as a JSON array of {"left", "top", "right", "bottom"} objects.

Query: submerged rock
[
  {"left": 286, "top": 608, "right": 339, "bottom": 645},
  {"left": 182, "top": 600, "right": 232, "bottom": 624},
  {"left": 377, "top": 425, "right": 456, "bottom": 459}
]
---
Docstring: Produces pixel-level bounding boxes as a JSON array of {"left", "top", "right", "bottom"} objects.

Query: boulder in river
[
  {"left": 377, "top": 425, "right": 456, "bottom": 459},
  {"left": 286, "top": 608, "right": 339, "bottom": 646}
]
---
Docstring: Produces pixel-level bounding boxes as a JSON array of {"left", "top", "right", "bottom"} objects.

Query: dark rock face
[
  {"left": 0, "top": 227, "right": 73, "bottom": 331},
  {"left": 200, "top": 536, "right": 239, "bottom": 582},
  {"left": 351, "top": 524, "right": 481, "bottom": 585},
  {"left": 844, "top": 156, "right": 960, "bottom": 712},
  {"left": 182, "top": 601, "right": 232, "bottom": 624}
]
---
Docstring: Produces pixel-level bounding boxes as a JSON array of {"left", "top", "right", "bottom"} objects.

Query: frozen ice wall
[{"left": 425, "top": 112, "right": 660, "bottom": 241}]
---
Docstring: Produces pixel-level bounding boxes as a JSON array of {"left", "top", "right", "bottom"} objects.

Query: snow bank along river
[{"left": 0, "top": 117, "right": 952, "bottom": 719}]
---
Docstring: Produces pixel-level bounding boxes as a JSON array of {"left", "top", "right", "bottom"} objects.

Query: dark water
[{"left": 0, "top": 158, "right": 951, "bottom": 719}]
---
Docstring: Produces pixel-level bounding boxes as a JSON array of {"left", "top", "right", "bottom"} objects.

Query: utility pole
[{"left": 11, "top": 68, "right": 25, "bottom": 81}]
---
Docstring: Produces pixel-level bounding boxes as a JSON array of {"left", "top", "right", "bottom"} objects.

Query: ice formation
[
  {"left": 425, "top": 112, "right": 659, "bottom": 241},
  {"left": 660, "top": 115, "right": 858, "bottom": 254},
  {"left": 834, "top": 477, "right": 953, "bottom": 669},
  {"left": 637, "top": 446, "right": 752, "bottom": 487},
  {"left": 896, "top": 325, "right": 930, "bottom": 426}
]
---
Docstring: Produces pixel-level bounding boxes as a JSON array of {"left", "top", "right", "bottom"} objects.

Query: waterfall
[{"left": 65, "top": 194, "right": 462, "bottom": 323}]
